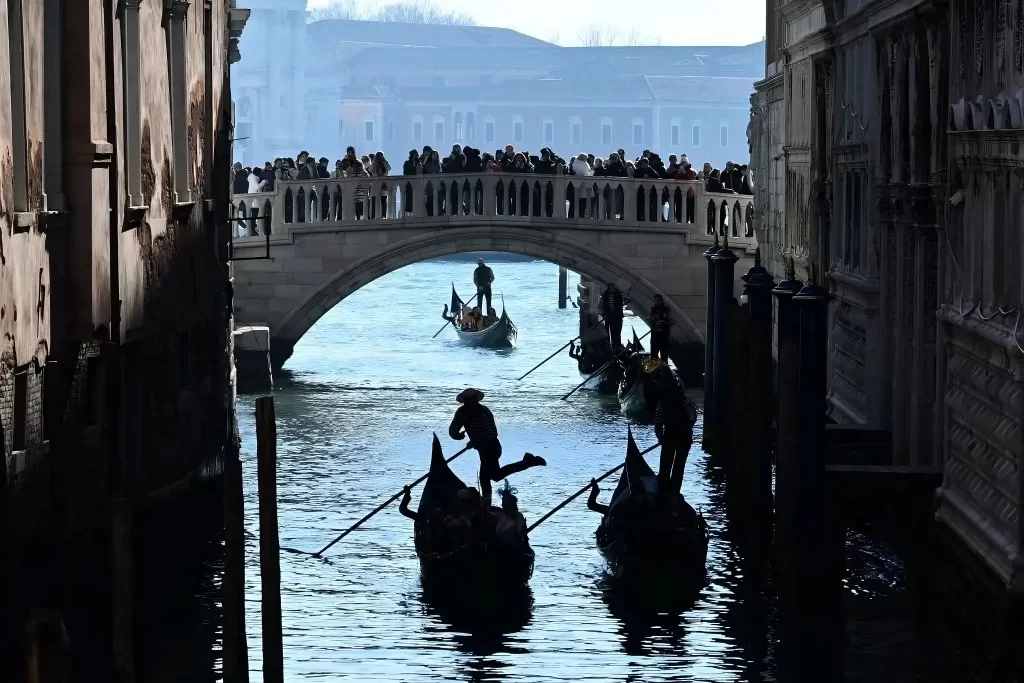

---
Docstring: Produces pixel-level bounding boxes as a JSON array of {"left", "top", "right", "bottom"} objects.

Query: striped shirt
[{"left": 449, "top": 403, "right": 499, "bottom": 443}]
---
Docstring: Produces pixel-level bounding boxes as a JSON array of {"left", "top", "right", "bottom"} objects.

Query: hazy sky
[{"left": 305, "top": 0, "right": 766, "bottom": 47}]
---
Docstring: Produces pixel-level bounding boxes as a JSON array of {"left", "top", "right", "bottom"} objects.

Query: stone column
[
  {"left": 741, "top": 249, "right": 776, "bottom": 507},
  {"left": 772, "top": 269, "right": 803, "bottom": 543},
  {"left": 702, "top": 234, "right": 721, "bottom": 445},
  {"left": 710, "top": 236, "right": 738, "bottom": 446}
]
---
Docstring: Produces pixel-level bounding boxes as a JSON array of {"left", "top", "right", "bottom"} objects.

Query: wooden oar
[
  {"left": 526, "top": 441, "right": 660, "bottom": 532},
  {"left": 516, "top": 316, "right": 608, "bottom": 381},
  {"left": 561, "top": 329, "right": 651, "bottom": 401},
  {"left": 313, "top": 444, "right": 473, "bottom": 557}
]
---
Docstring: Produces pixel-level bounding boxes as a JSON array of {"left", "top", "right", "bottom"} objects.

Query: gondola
[
  {"left": 412, "top": 435, "right": 535, "bottom": 589},
  {"left": 617, "top": 330, "right": 683, "bottom": 423},
  {"left": 595, "top": 430, "right": 709, "bottom": 580},
  {"left": 442, "top": 285, "right": 518, "bottom": 348},
  {"left": 570, "top": 342, "right": 622, "bottom": 394}
]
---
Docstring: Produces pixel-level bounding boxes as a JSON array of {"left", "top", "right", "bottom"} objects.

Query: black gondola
[
  {"left": 442, "top": 285, "right": 518, "bottom": 348},
  {"left": 570, "top": 341, "right": 622, "bottom": 394},
  {"left": 594, "top": 430, "right": 709, "bottom": 580},
  {"left": 617, "top": 330, "right": 684, "bottom": 423},
  {"left": 412, "top": 435, "right": 535, "bottom": 589}
]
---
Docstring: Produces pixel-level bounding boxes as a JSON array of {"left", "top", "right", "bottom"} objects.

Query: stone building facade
[
  {"left": 231, "top": 10, "right": 763, "bottom": 169},
  {"left": 751, "top": 0, "right": 1024, "bottom": 594},
  {"left": 1, "top": 0, "right": 246, "bottom": 660}
]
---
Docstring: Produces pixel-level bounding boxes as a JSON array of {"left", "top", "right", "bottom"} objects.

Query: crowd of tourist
[{"left": 232, "top": 144, "right": 754, "bottom": 197}]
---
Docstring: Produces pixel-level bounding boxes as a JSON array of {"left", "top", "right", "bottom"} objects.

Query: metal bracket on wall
[{"left": 227, "top": 215, "right": 273, "bottom": 262}]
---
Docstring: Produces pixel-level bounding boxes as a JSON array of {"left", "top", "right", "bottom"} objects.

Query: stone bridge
[{"left": 230, "top": 173, "right": 758, "bottom": 374}]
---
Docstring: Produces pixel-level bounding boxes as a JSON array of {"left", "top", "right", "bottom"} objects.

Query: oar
[
  {"left": 527, "top": 441, "right": 660, "bottom": 532},
  {"left": 432, "top": 293, "right": 473, "bottom": 339},
  {"left": 561, "top": 329, "right": 651, "bottom": 401},
  {"left": 517, "top": 315, "right": 608, "bottom": 381},
  {"left": 313, "top": 443, "right": 473, "bottom": 557}
]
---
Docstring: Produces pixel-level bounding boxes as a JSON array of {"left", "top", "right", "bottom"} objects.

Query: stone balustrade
[{"left": 230, "top": 174, "right": 757, "bottom": 250}]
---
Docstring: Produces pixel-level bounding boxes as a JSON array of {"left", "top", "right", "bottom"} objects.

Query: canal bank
[{"left": 227, "top": 259, "right": 1019, "bottom": 681}]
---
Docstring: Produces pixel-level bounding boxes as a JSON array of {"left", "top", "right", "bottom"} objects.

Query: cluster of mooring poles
[
  {"left": 701, "top": 233, "right": 844, "bottom": 673},
  {"left": 223, "top": 395, "right": 284, "bottom": 683}
]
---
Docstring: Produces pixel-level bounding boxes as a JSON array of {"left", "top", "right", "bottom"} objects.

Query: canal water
[{"left": 222, "top": 258, "right": 988, "bottom": 682}]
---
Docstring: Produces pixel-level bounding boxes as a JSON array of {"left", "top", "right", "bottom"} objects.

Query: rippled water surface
[{"left": 230, "top": 259, "right": 972, "bottom": 682}]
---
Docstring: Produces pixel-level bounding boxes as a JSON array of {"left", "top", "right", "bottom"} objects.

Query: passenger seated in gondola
[
  {"left": 449, "top": 388, "right": 547, "bottom": 505},
  {"left": 493, "top": 483, "right": 528, "bottom": 545}
]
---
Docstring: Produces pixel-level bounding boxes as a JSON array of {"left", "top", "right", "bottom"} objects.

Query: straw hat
[{"left": 457, "top": 388, "right": 485, "bottom": 403}]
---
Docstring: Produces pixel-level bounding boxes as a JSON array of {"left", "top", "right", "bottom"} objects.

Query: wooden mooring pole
[
  {"left": 709, "top": 235, "right": 738, "bottom": 452},
  {"left": 558, "top": 266, "right": 568, "bottom": 309},
  {"left": 256, "top": 396, "right": 284, "bottom": 683},
  {"left": 701, "top": 235, "right": 721, "bottom": 450},
  {"left": 223, "top": 436, "right": 250, "bottom": 683}
]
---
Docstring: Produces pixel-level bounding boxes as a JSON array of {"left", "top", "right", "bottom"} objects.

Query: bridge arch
[{"left": 267, "top": 226, "right": 707, "bottom": 369}]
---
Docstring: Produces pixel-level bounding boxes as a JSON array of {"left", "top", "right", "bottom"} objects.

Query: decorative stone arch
[{"left": 269, "top": 226, "right": 707, "bottom": 368}]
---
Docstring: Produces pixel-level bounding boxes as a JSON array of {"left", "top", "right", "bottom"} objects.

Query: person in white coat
[{"left": 571, "top": 153, "right": 594, "bottom": 218}]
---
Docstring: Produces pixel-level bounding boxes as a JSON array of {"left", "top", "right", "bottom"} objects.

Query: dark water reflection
[{"left": 138, "top": 260, "right": 1011, "bottom": 682}]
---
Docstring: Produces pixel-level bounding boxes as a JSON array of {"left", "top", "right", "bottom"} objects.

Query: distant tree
[
  {"left": 308, "top": 0, "right": 476, "bottom": 25},
  {"left": 547, "top": 29, "right": 561, "bottom": 46},
  {"left": 576, "top": 23, "right": 659, "bottom": 47}
]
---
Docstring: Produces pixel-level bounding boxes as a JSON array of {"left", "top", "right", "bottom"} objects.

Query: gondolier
[
  {"left": 654, "top": 389, "right": 698, "bottom": 511},
  {"left": 599, "top": 283, "right": 627, "bottom": 351},
  {"left": 648, "top": 294, "right": 672, "bottom": 362},
  {"left": 473, "top": 258, "right": 495, "bottom": 312},
  {"left": 449, "top": 388, "right": 546, "bottom": 504}
]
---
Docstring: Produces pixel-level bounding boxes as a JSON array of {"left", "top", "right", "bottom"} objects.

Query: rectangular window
[
  {"left": 166, "top": 1, "right": 190, "bottom": 203},
  {"left": 8, "top": 0, "right": 28, "bottom": 211},
  {"left": 720, "top": 125, "right": 728, "bottom": 147},
  {"left": 513, "top": 121, "right": 523, "bottom": 143},
  {"left": 364, "top": 120, "right": 374, "bottom": 141},
  {"left": 480, "top": 74, "right": 493, "bottom": 87},
  {"left": 543, "top": 121, "right": 554, "bottom": 144},
  {"left": 692, "top": 125, "right": 701, "bottom": 146},
  {"left": 413, "top": 121, "right": 422, "bottom": 142},
  {"left": 601, "top": 123, "right": 612, "bottom": 146},
  {"left": 339, "top": 119, "right": 345, "bottom": 136},
  {"left": 571, "top": 123, "right": 581, "bottom": 145},
  {"left": 434, "top": 121, "right": 444, "bottom": 142},
  {"left": 671, "top": 125, "right": 680, "bottom": 146},
  {"left": 121, "top": 0, "right": 143, "bottom": 206},
  {"left": 632, "top": 124, "right": 643, "bottom": 145},
  {"left": 485, "top": 121, "right": 495, "bottom": 143}
]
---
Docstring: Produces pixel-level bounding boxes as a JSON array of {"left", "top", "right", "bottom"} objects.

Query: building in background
[
  {"left": 749, "top": 0, "right": 1024, "bottom": 596},
  {"left": 1, "top": 0, "right": 246, "bottom": 675},
  {"left": 231, "top": 7, "right": 764, "bottom": 167}
]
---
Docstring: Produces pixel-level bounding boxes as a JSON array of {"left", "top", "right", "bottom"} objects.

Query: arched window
[
  {"left": 411, "top": 115, "right": 423, "bottom": 143},
  {"left": 484, "top": 116, "right": 496, "bottom": 143},
  {"left": 455, "top": 112, "right": 464, "bottom": 142},
  {"left": 692, "top": 122, "right": 701, "bottom": 147},
  {"left": 433, "top": 115, "right": 445, "bottom": 143},
  {"left": 466, "top": 112, "right": 476, "bottom": 141},
  {"left": 512, "top": 116, "right": 524, "bottom": 144}
]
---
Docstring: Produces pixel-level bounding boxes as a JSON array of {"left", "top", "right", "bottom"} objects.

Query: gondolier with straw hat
[{"left": 449, "top": 388, "right": 546, "bottom": 505}]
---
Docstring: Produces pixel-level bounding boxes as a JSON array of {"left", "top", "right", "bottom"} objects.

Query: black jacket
[
  {"left": 649, "top": 303, "right": 672, "bottom": 332},
  {"left": 473, "top": 265, "right": 494, "bottom": 288},
  {"left": 635, "top": 166, "right": 659, "bottom": 179},
  {"left": 605, "top": 161, "right": 628, "bottom": 178},
  {"left": 600, "top": 288, "right": 625, "bottom": 319},
  {"left": 534, "top": 158, "right": 555, "bottom": 174},
  {"left": 403, "top": 159, "right": 418, "bottom": 176}
]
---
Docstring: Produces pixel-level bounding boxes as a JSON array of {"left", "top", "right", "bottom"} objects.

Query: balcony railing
[{"left": 231, "top": 174, "right": 757, "bottom": 250}]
